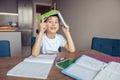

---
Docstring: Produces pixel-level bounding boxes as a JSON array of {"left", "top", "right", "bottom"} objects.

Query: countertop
[{"left": 0, "top": 26, "right": 19, "bottom": 31}]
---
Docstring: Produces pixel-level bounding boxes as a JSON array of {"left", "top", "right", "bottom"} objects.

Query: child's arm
[
  {"left": 32, "top": 18, "right": 47, "bottom": 57},
  {"left": 62, "top": 26, "right": 75, "bottom": 52},
  {"left": 32, "top": 32, "right": 43, "bottom": 57}
]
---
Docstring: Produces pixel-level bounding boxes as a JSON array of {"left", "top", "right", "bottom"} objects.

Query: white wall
[{"left": 56, "top": 0, "right": 120, "bottom": 51}]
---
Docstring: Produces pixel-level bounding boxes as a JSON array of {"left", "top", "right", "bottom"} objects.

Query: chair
[
  {"left": 91, "top": 37, "right": 120, "bottom": 57},
  {"left": 31, "top": 37, "right": 36, "bottom": 50},
  {"left": 0, "top": 40, "right": 11, "bottom": 57},
  {"left": 31, "top": 37, "right": 61, "bottom": 52}
]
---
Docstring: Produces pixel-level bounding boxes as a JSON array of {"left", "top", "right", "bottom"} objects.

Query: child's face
[{"left": 46, "top": 16, "right": 59, "bottom": 34}]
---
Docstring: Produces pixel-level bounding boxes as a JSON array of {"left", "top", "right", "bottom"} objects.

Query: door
[{"left": 33, "top": 3, "right": 51, "bottom": 36}]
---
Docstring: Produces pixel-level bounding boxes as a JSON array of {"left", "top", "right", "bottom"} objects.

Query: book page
[
  {"left": 76, "top": 55, "right": 106, "bottom": 70},
  {"left": 24, "top": 54, "right": 57, "bottom": 64},
  {"left": 62, "top": 63, "right": 99, "bottom": 80},
  {"left": 104, "top": 61, "right": 120, "bottom": 74},
  {"left": 58, "top": 12, "right": 69, "bottom": 28},
  {"left": 94, "top": 61, "right": 120, "bottom": 80}
]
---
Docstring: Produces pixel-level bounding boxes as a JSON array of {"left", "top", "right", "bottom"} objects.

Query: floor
[{"left": 22, "top": 46, "right": 31, "bottom": 56}]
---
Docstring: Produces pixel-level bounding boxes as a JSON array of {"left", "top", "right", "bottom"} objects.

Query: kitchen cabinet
[{"left": 0, "top": 0, "right": 17, "bottom": 13}]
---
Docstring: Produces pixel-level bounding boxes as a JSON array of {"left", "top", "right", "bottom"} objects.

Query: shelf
[{"left": 0, "top": 12, "right": 18, "bottom": 16}]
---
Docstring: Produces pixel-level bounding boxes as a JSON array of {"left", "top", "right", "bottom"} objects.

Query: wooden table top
[{"left": 0, "top": 50, "right": 116, "bottom": 80}]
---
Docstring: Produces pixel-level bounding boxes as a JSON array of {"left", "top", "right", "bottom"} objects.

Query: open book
[
  {"left": 38, "top": 10, "right": 69, "bottom": 28},
  {"left": 62, "top": 55, "right": 120, "bottom": 80},
  {"left": 7, "top": 54, "right": 57, "bottom": 79}
]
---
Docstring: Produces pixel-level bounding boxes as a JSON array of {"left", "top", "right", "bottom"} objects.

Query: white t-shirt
[{"left": 41, "top": 33, "right": 66, "bottom": 54}]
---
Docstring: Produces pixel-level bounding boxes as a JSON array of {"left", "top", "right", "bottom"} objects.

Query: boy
[{"left": 32, "top": 12, "right": 75, "bottom": 57}]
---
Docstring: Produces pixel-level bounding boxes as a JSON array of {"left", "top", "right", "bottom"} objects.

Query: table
[{"left": 0, "top": 50, "right": 119, "bottom": 80}]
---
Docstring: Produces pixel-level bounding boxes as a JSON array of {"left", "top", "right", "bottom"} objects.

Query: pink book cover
[{"left": 86, "top": 54, "right": 120, "bottom": 63}]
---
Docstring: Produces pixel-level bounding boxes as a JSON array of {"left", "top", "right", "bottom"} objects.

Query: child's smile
[{"left": 46, "top": 16, "right": 59, "bottom": 34}]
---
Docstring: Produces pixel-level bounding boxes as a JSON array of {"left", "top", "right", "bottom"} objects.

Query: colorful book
[
  {"left": 62, "top": 55, "right": 120, "bottom": 80},
  {"left": 38, "top": 10, "right": 69, "bottom": 28},
  {"left": 56, "top": 58, "right": 75, "bottom": 69}
]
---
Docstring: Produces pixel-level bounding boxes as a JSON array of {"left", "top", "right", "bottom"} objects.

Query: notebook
[{"left": 7, "top": 54, "right": 57, "bottom": 79}]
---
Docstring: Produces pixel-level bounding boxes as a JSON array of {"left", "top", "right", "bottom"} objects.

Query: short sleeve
[{"left": 59, "top": 35, "right": 67, "bottom": 47}]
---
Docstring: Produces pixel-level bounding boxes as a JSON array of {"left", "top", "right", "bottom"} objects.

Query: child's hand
[
  {"left": 62, "top": 25, "right": 70, "bottom": 34},
  {"left": 39, "top": 16, "right": 47, "bottom": 33}
]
